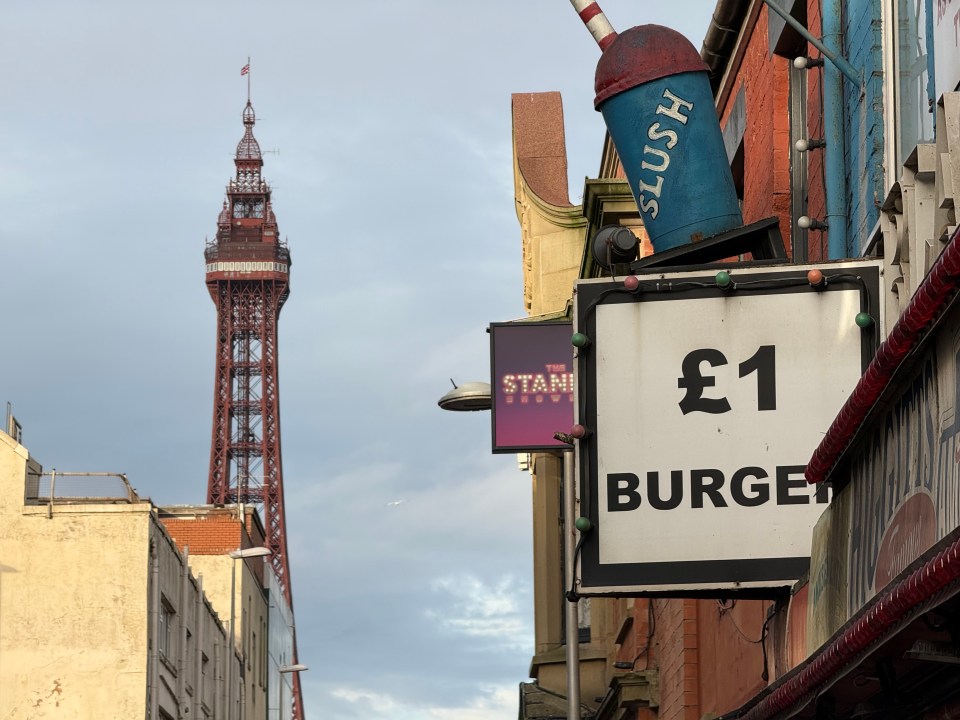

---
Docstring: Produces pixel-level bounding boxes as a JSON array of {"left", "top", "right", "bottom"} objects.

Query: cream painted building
[
  {"left": 512, "top": 92, "right": 656, "bottom": 718},
  {"left": 160, "top": 506, "right": 284, "bottom": 720},
  {"left": 512, "top": 91, "right": 609, "bottom": 709},
  {"left": 0, "top": 427, "right": 271, "bottom": 719}
]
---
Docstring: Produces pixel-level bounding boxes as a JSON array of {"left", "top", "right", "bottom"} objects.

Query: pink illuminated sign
[{"left": 490, "top": 321, "right": 574, "bottom": 453}]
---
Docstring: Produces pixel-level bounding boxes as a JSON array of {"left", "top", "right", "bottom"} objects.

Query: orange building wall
[
  {"left": 162, "top": 516, "right": 243, "bottom": 556},
  {"left": 717, "top": 4, "right": 794, "bottom": 258},
  {"left": 657, "top": 600, "right": 701, "bottom": 720},
  {"left": 804, "top": 0, "right": 828, "bottom": 262},
  {"left": 697, "top": 599, "right": 770, "bottom": 715}
]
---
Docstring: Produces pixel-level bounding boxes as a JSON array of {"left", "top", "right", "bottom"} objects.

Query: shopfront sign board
[
  {"left": 574, "top": 261, "right": 882, "bottom": 595},
  {"left": 490, "top": 321, "right": 574, "bottom": 453}
]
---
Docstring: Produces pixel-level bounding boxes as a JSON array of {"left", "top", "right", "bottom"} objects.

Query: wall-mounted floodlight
[
  {"left": 591, "top": 225, "right": 639, "bottom": 271},
  {"left": 437, "top": 380, "right": 492, "bottom": 411}
]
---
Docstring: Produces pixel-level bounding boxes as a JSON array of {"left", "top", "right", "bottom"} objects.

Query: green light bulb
[
  {"left": 571, "top": 333, "right": 590, "bottom": 348},
  {"left": 855, "top": 312, "right": 874, "bottom": 328}
]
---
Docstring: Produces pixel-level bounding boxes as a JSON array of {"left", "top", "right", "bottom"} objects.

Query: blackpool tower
[{"left": 204, "top": 97, "right": 304, "bottom": 718}]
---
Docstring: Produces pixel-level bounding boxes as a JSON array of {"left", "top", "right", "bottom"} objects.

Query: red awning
[
  {"left": 724, "top": 529, "right": 960, "bottom": 719},
  {"left": 806, "top": 225, "right": 960, "bottom": 484}
]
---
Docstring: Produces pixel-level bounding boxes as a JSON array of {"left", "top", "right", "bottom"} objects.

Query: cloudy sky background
[{"left": 2, "top": 1, "right": 715, "bottom": 717}]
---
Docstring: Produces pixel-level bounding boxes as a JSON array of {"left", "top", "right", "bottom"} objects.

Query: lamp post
[
  {"left": 438, "top": 381, "right": 581, "bottom": 718},
  {"left": 561, "top": 450, "right": 580, "bottom": 720},
  {"left": 276, "top": 664, "right": 307, "bottom": 720},
  {"left": 227, "top": 547, "right": 272, "bottom": 720}
]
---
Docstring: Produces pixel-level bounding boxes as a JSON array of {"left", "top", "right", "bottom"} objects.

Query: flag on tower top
[{"left": 240, "top": 63, "right": 250, "bottom": 76}]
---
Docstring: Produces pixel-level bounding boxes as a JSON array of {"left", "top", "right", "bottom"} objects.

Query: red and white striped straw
[{"left": 569, "top": 0, "right": 618, "bottom": 50}]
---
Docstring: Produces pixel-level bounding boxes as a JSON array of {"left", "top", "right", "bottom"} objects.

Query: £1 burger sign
[{"left": 573, "top": 261, "right": 882, "bottom": 595}]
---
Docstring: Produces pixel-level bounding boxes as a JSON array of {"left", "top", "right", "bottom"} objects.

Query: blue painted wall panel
[{"left": 842, "top": 2, "right": 885, "bottom": 249}]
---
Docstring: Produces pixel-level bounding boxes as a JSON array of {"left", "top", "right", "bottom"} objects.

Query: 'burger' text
[{"left": 607, "top": 465, "right": 829, "bottom": 511}]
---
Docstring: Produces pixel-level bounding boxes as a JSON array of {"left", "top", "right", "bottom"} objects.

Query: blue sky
[{"left": 1, "top": 1, "right": 716, "bottom": 716}]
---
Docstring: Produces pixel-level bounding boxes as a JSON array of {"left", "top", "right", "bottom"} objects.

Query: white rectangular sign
[{"left": 574, "top": 261, "right": 882, "bottom": 595}]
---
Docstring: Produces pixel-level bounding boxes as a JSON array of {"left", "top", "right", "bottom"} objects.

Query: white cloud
[
  {"left": 427, "top": 573, "right": 533, "bottom": 652},
  {"left": 330, "top": 683, "right": 517, "bottom": 720}
]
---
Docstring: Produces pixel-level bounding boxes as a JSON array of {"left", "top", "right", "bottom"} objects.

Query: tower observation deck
[{"left": 205, "top": 99, "right": 304, "bottom": 718}]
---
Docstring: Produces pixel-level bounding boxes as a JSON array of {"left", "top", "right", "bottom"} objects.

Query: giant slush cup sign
[
  {"left": 574, "top": 261, "right": 882, "bottom": 594},
  {"left": 490, "top": 321, "right": 574, "bottom": 453}
]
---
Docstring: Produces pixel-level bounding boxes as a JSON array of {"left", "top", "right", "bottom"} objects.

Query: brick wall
[
  {"left": 718, "top": 5, "right": 794, "bottom": 257},
  {"left": 697, "top": 599, "right": 769, "bottom": 715},
  {"left": 806, "top": 0, "right": 828, "bottom": 261},
  {"left": 656, "top": 599, "right": 700, "bottom": 720},
  {"left": 161, "top": 516, "right": 243, "bottom": 556}
]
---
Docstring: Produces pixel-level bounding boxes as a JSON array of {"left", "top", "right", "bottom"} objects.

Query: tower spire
[
  {"left": 204, "top": 97, "right": 304, "bottom": 718},
  {"left": 206, "top": 97, "right": 290, "bottom": 581}
]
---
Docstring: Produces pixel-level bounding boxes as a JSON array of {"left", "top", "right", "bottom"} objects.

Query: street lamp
[
  {"left": 436, "top": 380, "right": 491, "bottom": 411},
  {"left": 278, "top": 663, "right": 308, "bottom": 673},
  {"left": 438, "top": 380, "right": 581, "bottom": 719},
  {"left": 226, "top": 547, "right": 272, "bottom": 720}
]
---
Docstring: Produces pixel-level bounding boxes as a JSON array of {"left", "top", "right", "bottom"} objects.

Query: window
[
  {"left": 259, "top": 615, "right": 267, "bottom": 688},
  {"left": 159, "top": 601, "right": 175, "bottom": 659},
  {"left": 185, "top": 628, "right": 195, "bottom": 692},
  {"left": 200, "top": 652, "right": 210, "bottom": 703},
  {"left": 243, "top": 605, "right": 250, "bottom": 670},
  {"left": 232, "top": 199, "right": 266, "bottom": 219},
  {"left": 890, "top": 0, "right": 935, "bottom": 168}
]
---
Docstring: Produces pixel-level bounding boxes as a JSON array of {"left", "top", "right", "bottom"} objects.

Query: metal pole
[
  {"left": 760, "top": 0, "right": 860, "bottom": 85},
  {"left": 563, "top": 451, "right": 581, "bottom": 719},
  {"left": 227, "top": 559, "right": 237, "bottom": 720},
  {"left": 47, "top": 469, "right": 56, "bottom": 519}
]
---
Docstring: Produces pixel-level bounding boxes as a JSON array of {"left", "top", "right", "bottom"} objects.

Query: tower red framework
[{"left": 205, "top": 100, "right": 304, "bottom": 718}]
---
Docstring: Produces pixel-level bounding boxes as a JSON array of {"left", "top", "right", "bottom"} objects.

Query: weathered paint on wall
[
  {"left": 0, "top": 432, "right": 233, "bottom": 720},
  {"left": 0, "top": 434, "right": 152, "bottom": 718},
  {"left": 696, "top": 599, "right": 769, "bottom": 717},
  {"left": 806, "top": 488, "right": 851, "bottom": 653},
  {"left": 844, "top": 0, "right": 885, "bottom": 249},
  {"left": 512, "top": 92, "right": 588, "bottom": 317}
]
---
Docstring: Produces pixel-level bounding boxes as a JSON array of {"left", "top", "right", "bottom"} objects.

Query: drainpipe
[
  {"left": 178, "top": 546, "right": 189, "bottom": 713},
  {"left": 761, "top": 0, "right": 857, "bottom": 258},
  {"left": 195, "top": 575, "right": 204, "bottom": 719},
  {"left": 823, "top": 0, "right": 849, "bottom": 258},
  {"left": 148, "top": 538, "right": 160, "bottom": 720}
]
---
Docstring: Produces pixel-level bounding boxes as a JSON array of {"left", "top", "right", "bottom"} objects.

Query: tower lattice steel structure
[{"left": 205, "top": 100, "right": 304, "bottom": 719}]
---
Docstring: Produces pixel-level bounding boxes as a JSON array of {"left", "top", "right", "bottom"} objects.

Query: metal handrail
[{"left": 35, "top": 471, "right": 138, "bottom": 517}]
